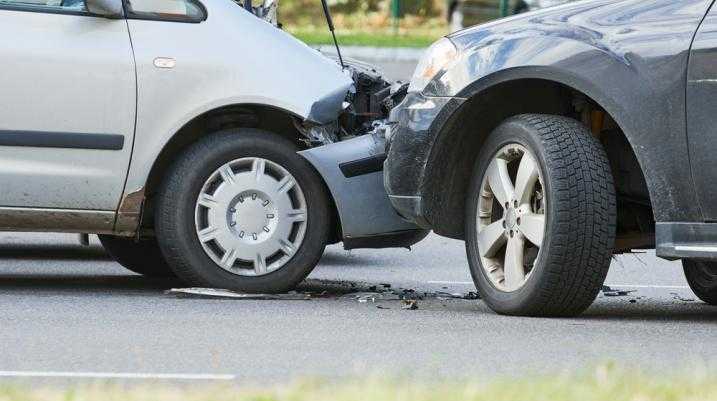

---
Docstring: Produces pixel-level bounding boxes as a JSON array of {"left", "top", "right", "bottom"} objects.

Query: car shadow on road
[
  {"left": 319, "top": 251, "right": 387, "bottom": 267},
  {"left": 0, "top": 243, "right": 111, "bottom": 261},
  {"left": 580, "top": 302, "right": 717, "bottom": 323},
  {"left": 0, "top": 274, "right": 184, "bottom": 294}
]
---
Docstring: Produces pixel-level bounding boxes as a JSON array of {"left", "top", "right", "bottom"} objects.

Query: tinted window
[
  {"left": 0, "top": 0, "right": 85, "bottom": 11},
  {"left": 126, "top": 0, "right": 205, "bottom": 21}
]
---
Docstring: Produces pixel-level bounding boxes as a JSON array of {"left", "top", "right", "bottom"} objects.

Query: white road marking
[
  {"left": 604, "top": 284, "right": 690, "bottom": 290},
  {"left": 427, "top": 281, "right": 690, "bottom": 290},
  {"left": 0, "top": 371, "right": 236, "bottom": 380}
]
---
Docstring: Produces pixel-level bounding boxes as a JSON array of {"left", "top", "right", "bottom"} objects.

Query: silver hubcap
[
  {"left": 477, "top": 144, "right": 546, "bottom": 292},
  {"left": 194, "top": 157, "right": 307, "bottom": 276}
]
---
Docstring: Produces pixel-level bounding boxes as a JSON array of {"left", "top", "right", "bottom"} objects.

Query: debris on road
[
  {"left": 670, "top": 292, "right": 695, "bottom": 302},
  {"left": 166, "top": 280, "right": 481, "bottom": 311},
  {"left": 167, "top": 288, "right": 311, "bottom": 300},
  {"left": 601, "top": 285, "right": 635, "bottom": 297},
  {"left": 347, "top": 292, "right": 402, "bottom": 303},
  {"left": 401, "top": 300, "right": 418, "bottom": 310}
]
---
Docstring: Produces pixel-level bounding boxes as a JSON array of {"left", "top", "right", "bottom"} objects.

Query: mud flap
[{"left": 299, "top": 133, "right": 428, "bottom": 249}]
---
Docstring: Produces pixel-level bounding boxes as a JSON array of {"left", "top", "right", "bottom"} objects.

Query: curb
[{"left": 313, "top": 45, "right": 425, "bottom": 62}]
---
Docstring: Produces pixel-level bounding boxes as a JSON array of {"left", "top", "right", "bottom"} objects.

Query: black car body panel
[
  {"left": 386, "top": 0, "right": 716, "bottom": 244},
  {"left": 688, "top": 8, "right": 717, "bottom": 222}
]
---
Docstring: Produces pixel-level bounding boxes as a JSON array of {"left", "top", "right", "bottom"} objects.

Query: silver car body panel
[
  {"left": 0, "top": 0, "right": 419, "bottom": 244},
  {"left": 122, "top": 0, "right": 353, "bottom": 196},
  {"left": 0, "top": 11, "right": 136, "bottom": 210}
]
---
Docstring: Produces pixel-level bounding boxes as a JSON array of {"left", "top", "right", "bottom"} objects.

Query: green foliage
[
  {"left": 290, "top": 28, "right": 442, "bottom": 47},
  {"left": 280, "top": 0, "right": 445, "bottom": 27}
]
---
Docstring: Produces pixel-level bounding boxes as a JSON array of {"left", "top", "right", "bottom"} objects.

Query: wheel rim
[
  {"left": 476, "top": 144, "right": 546, "bottom": 292},
  {"left": 194, "top": 157, "right": 307, "bottom": 277}
]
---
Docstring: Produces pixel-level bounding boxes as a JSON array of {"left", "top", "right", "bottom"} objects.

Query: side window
[
  {"left": 126, "top": 0, "right": 205, "bottom": 22},
  {"left": 0, "top": 0, "right": 86, "bottom": 11}
]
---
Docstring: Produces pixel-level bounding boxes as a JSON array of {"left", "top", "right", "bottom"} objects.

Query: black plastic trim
[
  {"left": 656, "top": 222, "right": 717, "bottom": 261},
  {"left": 339, "top": 153, "right": 386, "bottom": 178},
  {"left": 343, "top": 229, "right": 430, "bottom": 250},
  {"left": 0, "top": 131, "right": 124, "bottom": 150}
]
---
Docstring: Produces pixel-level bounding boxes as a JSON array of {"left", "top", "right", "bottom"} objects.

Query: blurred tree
[{"left": 281, "top": 0, "right": 444, "bottom": 24}]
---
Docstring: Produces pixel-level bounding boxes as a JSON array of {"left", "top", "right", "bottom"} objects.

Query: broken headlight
[{"left": 408, "top": 37, "right": 459, "bottom": 93}]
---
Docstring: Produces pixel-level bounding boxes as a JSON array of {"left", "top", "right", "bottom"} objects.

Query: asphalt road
[
  {"left": 0, "top": 59, "right": 714, "bottom": 384},
  {"left": 0, "top": 232, "right": 714, "bottom": 384}
]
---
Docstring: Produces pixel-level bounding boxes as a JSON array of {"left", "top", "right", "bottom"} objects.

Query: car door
[
  {"left": 0, "top": 0, "right": 135, "bottom": 211},
  {"left": 687, "top": 1, "right": 717, "bottom": 221}
]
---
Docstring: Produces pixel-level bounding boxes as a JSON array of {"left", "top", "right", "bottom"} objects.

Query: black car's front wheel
[
  {"left": 465, "top": 114, "right": 616, "bottom": 316},
  {"left": 683, "top": 259, "right": 717, "bottom": 305}
]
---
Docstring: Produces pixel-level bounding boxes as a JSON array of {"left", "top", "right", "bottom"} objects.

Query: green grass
[
  {"left": 2, "top": 365, "right": 717, "bottom": 401},
  {"left": 289, "top": 29, "right": 442, "bottom": 48}
]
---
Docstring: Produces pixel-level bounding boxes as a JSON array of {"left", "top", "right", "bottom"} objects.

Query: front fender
[{"left": 424, "top": 0, "right": 711, "bottom": 222}]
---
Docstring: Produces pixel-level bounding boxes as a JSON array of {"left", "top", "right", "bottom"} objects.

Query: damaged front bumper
[
  {"left": 299, "top": 132, "right": 429, "bottom": 250},
  {"left": 384, "top": 92, "right": 466, "bottom": 228}
]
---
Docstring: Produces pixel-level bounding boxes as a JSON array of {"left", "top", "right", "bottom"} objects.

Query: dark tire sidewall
[
  {"left": 466, "top": 119, "right": 556, "bottom": 313},
  {"left": 156, "top": 129, "right": 329, "bottom": 293},
  {"left": 684, "top": 259, "right": 717, "bottom": 305}
]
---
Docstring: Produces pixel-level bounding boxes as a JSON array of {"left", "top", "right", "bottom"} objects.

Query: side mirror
[{"left": 86, "top": 0, "right": 124, "bottom": 18}]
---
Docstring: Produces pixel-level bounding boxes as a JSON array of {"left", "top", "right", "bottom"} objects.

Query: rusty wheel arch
[{"left": 115, "top": 104, "right": 342, "bottom": 243}]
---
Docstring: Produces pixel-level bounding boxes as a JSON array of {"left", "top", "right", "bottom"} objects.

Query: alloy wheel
[{"left": 476, "top": 144, "right": 546, "bottom": 292}]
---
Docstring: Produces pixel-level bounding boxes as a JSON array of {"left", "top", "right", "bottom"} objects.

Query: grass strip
[{"left": 0, "top": 365, "right": 715, "bottom": 401}]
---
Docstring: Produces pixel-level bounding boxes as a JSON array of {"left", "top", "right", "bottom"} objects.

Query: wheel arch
[
  {"left": 118, "top": 103, "right": 342, "bottom": 243},
  {"left": 423, "top": 72, "right": 654, "bottom": 250}
]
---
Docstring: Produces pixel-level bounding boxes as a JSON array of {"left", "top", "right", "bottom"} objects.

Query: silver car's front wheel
[
  {"left": 156, "top": 129, "right": 330, "bottom": 293},
  {"left": 195, "top": 157, "right": 308, "bottom": 276},
  {"left": 477, "top": 144, "right": 546, "bottom": 292}
]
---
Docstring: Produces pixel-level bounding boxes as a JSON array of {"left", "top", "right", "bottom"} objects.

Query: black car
[{"left": 385, "top": 0, "right": 717, "bottom": 316}]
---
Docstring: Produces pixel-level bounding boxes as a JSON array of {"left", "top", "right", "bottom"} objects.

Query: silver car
[{"left": 0, "top": 0, "right": 426, "bottom": 292}]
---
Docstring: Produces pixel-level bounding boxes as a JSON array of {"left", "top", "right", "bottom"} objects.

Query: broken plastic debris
[
  {"left": 343, "top": 292, "right": 402, "bottom": 303},
  {"left": 167, "top": 288, "right": 311, "bottom": 300},
  {"left": 401, "top": 300, "right": 418, "bottom": 310},
  {"left": 601, "top": 285, "right": 635, "bottom": 297},
  {"left": 670, "top": 292, "right": 695, "bottom": 302}
]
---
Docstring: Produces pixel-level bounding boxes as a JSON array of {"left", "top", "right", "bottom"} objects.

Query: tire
[
  {"left": 465, "top": 114, "right": 616, "bottom": 316},
  {"left": 683, "top": 259, "right": 717, "bottom": 305},
  {"left": 155, "top": 129, "right": 330, "bottom": 293},
  {"left": 98, "top": 235, "right": 176, "bottom": 278}
]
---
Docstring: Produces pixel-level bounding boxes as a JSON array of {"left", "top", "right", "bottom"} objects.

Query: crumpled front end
[
  {"left": 297, "top": 58, "right": 429, "bottom": 249},
  {"left": 384, "top": 92, "right": 465, "bottom": 228}
]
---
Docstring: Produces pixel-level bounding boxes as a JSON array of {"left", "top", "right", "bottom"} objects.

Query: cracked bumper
[{"left": 384, "top": 92, "right": 466, "bottom": 228}]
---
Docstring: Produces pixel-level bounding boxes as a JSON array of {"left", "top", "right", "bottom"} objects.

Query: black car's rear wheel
[
  {"left": 683, "top": 259, "right": 717, "bottom": 305},
  {"left": 465, "top": 114, "right": 616, "bottom": 316}
]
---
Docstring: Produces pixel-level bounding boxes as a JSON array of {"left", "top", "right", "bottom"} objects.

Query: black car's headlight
[{"left": 408, "top": 38, "right": 460, "bottom": 94}]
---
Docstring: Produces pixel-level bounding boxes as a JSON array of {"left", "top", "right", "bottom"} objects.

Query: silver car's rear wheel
[
  {"left": 477, "top": 144, "right": 546, "bottom": 292},
  {"left": 195, "top": 157, "right": 308, "bottom": 276}
]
